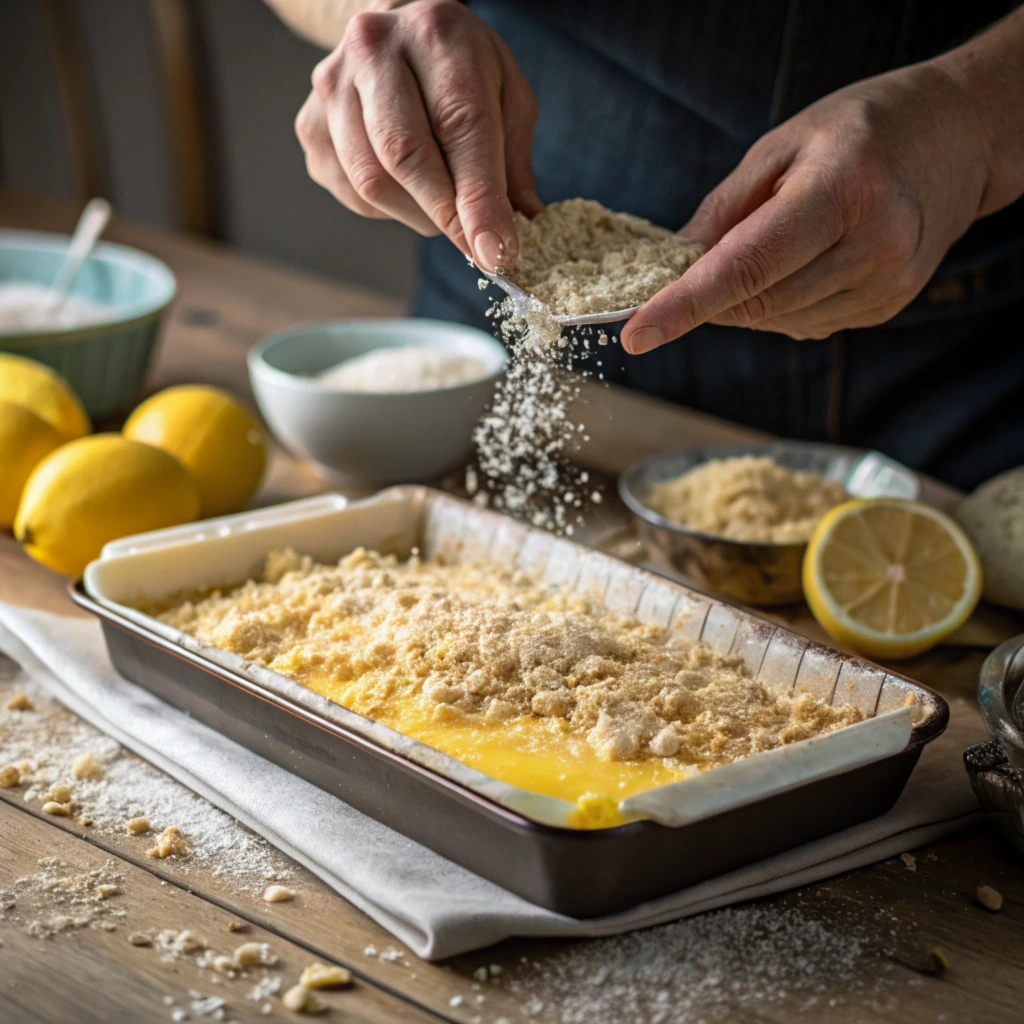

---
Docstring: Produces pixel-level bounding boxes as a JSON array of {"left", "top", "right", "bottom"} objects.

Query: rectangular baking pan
[{"left": 72, "top": 488, "right": 949, "bottom": 918}]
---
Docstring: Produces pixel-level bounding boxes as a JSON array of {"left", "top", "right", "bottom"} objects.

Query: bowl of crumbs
[
  {"left": 249, "top": 318, "right": 507, "bottom": 485},
  {"left": 0, "top": 230, "right": 176, "bottom": 419},
  {"left": 620, "top": 443, "right": 920, "bottom": 606}
]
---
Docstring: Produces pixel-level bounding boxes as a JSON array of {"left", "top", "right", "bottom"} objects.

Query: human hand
[
  {"left": 620, "top": 62, "right": 1000, "bottom": 351},
  {"left": 295, "top": 0, "right": 542, "bottom": 271}
]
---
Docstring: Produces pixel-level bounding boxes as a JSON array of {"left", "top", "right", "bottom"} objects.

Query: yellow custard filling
[
  {"left": 302, "top": 672, "right": 695, "bottom": 826},
  {"left": 157, "top": 548, "right": 863, "bottom": 829}
]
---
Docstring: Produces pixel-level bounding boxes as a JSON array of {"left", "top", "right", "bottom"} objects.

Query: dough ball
[{"left": 955, "top": 466, "right": 1024, "bottom": 611}]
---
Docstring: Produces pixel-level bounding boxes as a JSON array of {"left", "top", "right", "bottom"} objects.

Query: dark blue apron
[{"left": 413, "top": 0, "right": 1024, "bottom": 489}]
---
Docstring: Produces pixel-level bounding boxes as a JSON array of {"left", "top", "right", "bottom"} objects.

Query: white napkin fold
[{"left": 0, "top": 603, "right": 985, "bottom": 960}]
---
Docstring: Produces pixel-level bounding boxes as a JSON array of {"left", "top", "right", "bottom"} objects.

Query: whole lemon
[
  {"left": 14, "top": 434, "right": 201, "bottom": 577},
  {"left": 0, "top": 353, "right": 90, "bottom": 441},
  {"left": 0, "top": 400, "right": 65, "bottom": 528},
  {"left": 124, "top": 384, "right": 267, "bottom": 517}
]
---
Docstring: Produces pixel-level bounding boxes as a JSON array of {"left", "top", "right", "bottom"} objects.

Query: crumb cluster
[
  {"left": 509, "top": 199, "right": 703, "bottom": 315},
  {"left": 159, "top": 548, "right": 863, "bottom": 768},
  {"left": 646, "top": 456, "right": 848, "bottom": 543}
]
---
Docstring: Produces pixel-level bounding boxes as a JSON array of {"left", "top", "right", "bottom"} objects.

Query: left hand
[{"left": 620, "top": 61, "right": 996, "bottom": 351}]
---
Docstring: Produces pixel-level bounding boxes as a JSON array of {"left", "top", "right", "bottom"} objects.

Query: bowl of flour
[
  {"left": 0, "top": 230, "right": 176, "bottom": 419},
  {"left": 249, "top": 318, "right": 506, "bottom": 485}
]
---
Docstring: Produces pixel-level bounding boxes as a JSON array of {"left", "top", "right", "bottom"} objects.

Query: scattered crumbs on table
[
  {"left": 262, "top": 884, "right": 294, "bottom": 903},
  {"left": 927, "top": 947, "right": 951, "bottom": 975},
  {"left": 976, "top": 884, "right": 1003, "bottom": 911},
  {"left": 0, "top": 856, "right": 126, "bottom": 938},
  {"left": 0, "top": 665, "right": 294, "bottom": 893}
]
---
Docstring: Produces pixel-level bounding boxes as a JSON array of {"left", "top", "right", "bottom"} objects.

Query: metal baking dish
[
  {"left": 619, "top": 442, "right": 920, "bottom": 606},
  {"left": 73, "top": 487, "right": 948, "bottom": 918}
]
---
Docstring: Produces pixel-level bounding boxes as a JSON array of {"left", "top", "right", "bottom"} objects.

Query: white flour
[
  {"left": 471, "top": 293, "right": 605, "bottom": 535},
  {"left": 0, "top": 281, "right": 114, "bottom": 333},
  {"left": 503, "top": 901, "right": 900, "bottom": 1023},
  {"left": 317, "top": 346, "right": 488, "bottom": 393},
  {"left": 0, "top": 661, "right": 292, "bottom": 892}
]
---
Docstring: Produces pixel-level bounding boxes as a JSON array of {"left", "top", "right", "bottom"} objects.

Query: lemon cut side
[{"left": 803, "top": 499, "right": 982, "bottom": 659}]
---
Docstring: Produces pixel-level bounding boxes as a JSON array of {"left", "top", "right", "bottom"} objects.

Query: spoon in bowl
[{"left": 33, "top": 197, "right": 113, "bottom": 325}]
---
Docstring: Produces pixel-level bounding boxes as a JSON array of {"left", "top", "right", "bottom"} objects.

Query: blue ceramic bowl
[{"left": 0, "top": 230, "right": 176, "bottom": 420}]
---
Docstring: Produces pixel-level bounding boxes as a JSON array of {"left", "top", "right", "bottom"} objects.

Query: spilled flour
[
  {"left": 502, "top": 900, "right": 902, "bottom": 1023},
  {"left": 0, "top": 660, "right": 293, "bottom": 893}
]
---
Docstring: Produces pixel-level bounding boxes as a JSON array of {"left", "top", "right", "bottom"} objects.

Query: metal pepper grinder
[{"left": 964, "top": 634, "right": 1024, "bottom": 853}]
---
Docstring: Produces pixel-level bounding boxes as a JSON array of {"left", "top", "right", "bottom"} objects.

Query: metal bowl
[
  {"left": 618, "top": 442, "right": 920, "bottom": 607},
  {"left": 964, "top": 634, "right": 1024, "bottom": 853}
]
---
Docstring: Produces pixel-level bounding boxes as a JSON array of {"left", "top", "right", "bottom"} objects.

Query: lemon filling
[{"left": 157, "top": 548, "right": 864, "bottom": 828}]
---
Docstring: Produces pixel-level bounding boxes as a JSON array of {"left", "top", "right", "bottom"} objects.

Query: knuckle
[
  {"left": 720, "top": 242, "right": 775, "bottom": 299},
  {"left": 294, "top": 107, "right": 314, "bottom": 146},
  {"left": 344, "top": 11, "right": 394, "bottom": 56},
  {"left": 455, "top": 177, "right": 497, "bottom": 210},
  {"left": 310, "top": 56, "right": 339, "bottom": 98},
  {"left": 411, "top": 1, "right": 463, "bottom": 45},
  {"left": 374, "top": 128, "right": 430, "bottom": 177},
  {"left": 348, "top": 162, "right": 392, "bottom": 206},
  {"left": 433, "top": 95, "right": 493, "bottom": 143},
  {"left": 730, "top": 291, "right": 773, "bottom": 327},
  {"left": 432, "top": 203, "right": 462, "bottom": 238}
]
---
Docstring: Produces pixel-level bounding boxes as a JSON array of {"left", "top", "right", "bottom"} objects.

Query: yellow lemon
[
  {"left": 803, "top": 499, "right": 982, "bottom": 659},
  {"left": 14, "top": 434, "right": 201, "bottom": 577},
  {"left": 0, "top": 353, "right": 90, "bottom": 441},
  {"left": 0, "top": 400, "right": 65, "bottom": 529},
  {"left": 123, "top": 384, "right": 267, "bottom": 517}
]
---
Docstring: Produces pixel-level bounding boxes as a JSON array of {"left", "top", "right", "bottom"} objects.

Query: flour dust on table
[{"left": 0, "top": 660, "right": 293, "bottom": 892}]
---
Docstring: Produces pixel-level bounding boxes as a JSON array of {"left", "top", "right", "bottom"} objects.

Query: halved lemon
[{"left": 803, "top": 499, "right": 982, "bottom": 659}]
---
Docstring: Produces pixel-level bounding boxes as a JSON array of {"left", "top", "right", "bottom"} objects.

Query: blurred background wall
[{"left": 0, "top": 0, "right": 420, "bottom": 301}]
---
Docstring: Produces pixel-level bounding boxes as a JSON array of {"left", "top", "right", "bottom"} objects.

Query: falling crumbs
[{"left": 473, "top": 198, "right": 702, "bottom": 535}]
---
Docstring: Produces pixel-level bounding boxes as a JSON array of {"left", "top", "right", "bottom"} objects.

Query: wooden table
[{"left": 1, "top": 190, "right": 1021, "bottom": 1024}]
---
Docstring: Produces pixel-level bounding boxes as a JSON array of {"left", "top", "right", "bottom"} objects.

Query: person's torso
[{"left": 413, "top": 1, "right": 1024, "bottom": 487}]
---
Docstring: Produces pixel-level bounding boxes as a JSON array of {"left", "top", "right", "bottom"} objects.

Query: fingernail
[
  {"left": 627, "top": 326, "right": 665, "bottom": 354},
  {"left": 473, "top": 230, "right": 507, "bottom": 272}
]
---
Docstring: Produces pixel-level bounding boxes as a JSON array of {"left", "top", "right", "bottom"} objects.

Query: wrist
[{"left": 932, "top": 24, "right": 1024, "bottom": 216}]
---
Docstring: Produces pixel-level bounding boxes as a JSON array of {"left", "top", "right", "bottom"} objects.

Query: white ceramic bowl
[{"left": 248, "top": 318, "right": 506, "bottom": 485}]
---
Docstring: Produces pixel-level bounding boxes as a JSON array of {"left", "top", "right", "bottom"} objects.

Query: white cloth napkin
[{"left": 0, "top": 603, "right": 986, "bottom": 961}]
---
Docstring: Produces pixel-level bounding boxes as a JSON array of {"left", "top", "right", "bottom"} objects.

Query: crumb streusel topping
[
  {"left": 646, "top": 456, "right": 849, "bottom": 544},
  {"left": 159, "top": 548, "right": 862, "bottom": 770}
]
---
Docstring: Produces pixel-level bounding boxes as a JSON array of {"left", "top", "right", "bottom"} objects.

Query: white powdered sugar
[
  {"left": 0, "top": 281, "right": 115, "bottom": 333},
  {"left": 0, "top": 661, "right": 292, "bottom": 892},
  {"left": 317, "top": 345, "right": 489, "bottom": 393}
]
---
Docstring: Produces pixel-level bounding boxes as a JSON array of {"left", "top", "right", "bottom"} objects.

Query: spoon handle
[{"left": 49, "top": 197, "right": 113, "bottom": 298}]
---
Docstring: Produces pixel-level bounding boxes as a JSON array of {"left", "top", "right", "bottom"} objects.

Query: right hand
[{"left": 296, "top": 0, "right": 542, "bottom": 271}]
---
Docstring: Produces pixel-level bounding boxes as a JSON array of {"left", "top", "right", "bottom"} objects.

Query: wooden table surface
[{"left": 1, "top": 190, "right": 1021, "bottom": 1024}]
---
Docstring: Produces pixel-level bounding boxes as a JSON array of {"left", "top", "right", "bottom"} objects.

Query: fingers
[
  {"left": 678, "top": 137, "right": 794, "bottom": 248},
  {"left": 494, "top": 36, "right": 542, "bottom": 216},
  {"left": 622, "top": 167, "right": 847, "bottom": 353},
  {"left": 295, "top": 91, "right": 386, "bottom": 220},
  {"left": 740, "top": 297, "right": 903, "bottom": 340},
  {"left": 404, "top": 10, "right": 516, "bottom": 269},
  {"left": 348, "top": 50, "right": 463, "bottom": 242},
  {"left": 708, "top": 237, "right": 875, "bottom": 329}
]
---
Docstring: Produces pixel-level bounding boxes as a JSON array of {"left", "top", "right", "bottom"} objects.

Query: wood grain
[
  {"left": 0, "top": 800, "right": 442, "bottom": 1024},
  {"left": 1, "top": 187, "right": 1023, "bottom": 1023}
]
